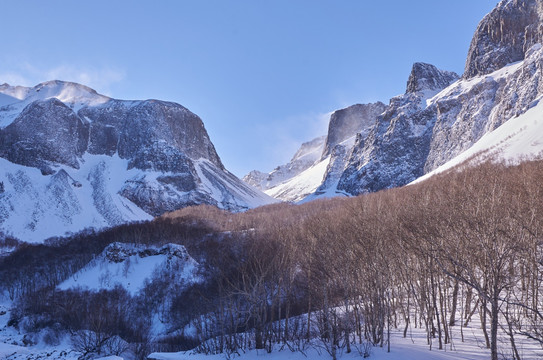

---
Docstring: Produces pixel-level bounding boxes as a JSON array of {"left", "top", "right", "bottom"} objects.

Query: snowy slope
[
  {"left": 243, "top": 136, "right": 326, "bottom": 192},
  {"left": 0, "top": 81, "right": 110, "bottom": 128},
  {"left": 0, "top": 154, "right": 151, "bottom": 242},
  {"left": 149, "top": 318, "right": 543, "bottom": 360},
  {"left": 413, "top": 97, "right": 543, "bottom": 184},
  {"left": 264, "top": 156, "right": 331, "bottom": 203},
  {"left": 245, "top": 103, "right": 385, "bottom": 203},
  {"left": 58, "top": 242, "right": 199, "bottom": 295}
]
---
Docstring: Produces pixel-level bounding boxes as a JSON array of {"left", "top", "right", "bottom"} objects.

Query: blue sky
[{"left": 1, "top": 1, "right": 497, "bottom": 176}]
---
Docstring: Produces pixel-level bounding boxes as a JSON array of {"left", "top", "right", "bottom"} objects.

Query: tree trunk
[
  {"left": 449, "top": 280, "right": 459, "bottom": 326},
  {"left": 490, "top": 294, "right": 499, "bottom": 360}
]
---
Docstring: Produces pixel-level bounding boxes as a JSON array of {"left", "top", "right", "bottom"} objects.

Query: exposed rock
[
  {"left": 79, "top": 99, "right": 223, "bottom": 172},
  {"left": 425, "top": 43, "right": 543, "bottom": 172},
  {"left": 464, "top": 0, "right": 543, "bottom": 78},
  {"left": 246, "top": 102, "right": 387, "bottom": 202},
  {"left": 88, "top": 123, "right": 118, "bottom": 156},
  {"left": 104, "top": 242, "right": 191, "bottom": 263},
  {"left": 406, "top": 62, "right": 459, "bottom": 94},
  {"left": 0, "top": 98, "right": 89, "bottom": 170},
  {"left": 322, "top": 102, "right": 386, "bottom": 158},
  {"left": 243, "top": 170, "right": 269, "bottom": 189},
  {"left": 119, "top": 173, "right": 213, "bottom": 217},
  {"left": 243, "top": 136, "right": 325, "bottom": 191},
  {"left": 338, "top": 64, "right": 459, "bottom": 195}
]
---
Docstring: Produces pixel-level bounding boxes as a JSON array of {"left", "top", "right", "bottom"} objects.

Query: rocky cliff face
[
  {"left": 0, "top": 98, "right": 89, "bottom": 173},
  {"left": 246, "top": 0, "right": 543, "bottom": 202},
  {"left": 80, "top": 99, "right": 223, "bottom": 171},
  {"left": 0, "top": 81, "right": 274, "bottom": 242},
  {"left": 406, "top": 63, "right": 459, "bottom": 94},
  {"left": 311, "top": 102, "right": 387, "bottom": 198},
  {"left": 322, "top": 102, "right": 386, "bottom": 158},
  {"left": 337, "top": 64, "right": 459, "bottom": 195},
  {"left": 464, "top": 0, "right": 543, "bottom": 78},
  {"left": 425, "top": 43, "right": 543, "bottom": 172}
]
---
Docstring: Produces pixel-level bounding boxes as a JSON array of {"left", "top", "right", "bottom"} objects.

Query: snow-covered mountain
[
  {"left": 338, "top": 0, "right": 543, "bottom": 195},
  {"left": 244, "top": 102, "right": 386, "bottom": 202},
  {"left": 243, "top": 135, "right": 326, "bottom": 192},
  {"left": 249, "top": 0, "right": 543, "bottom": 201},
  {"left": 0, "top": 81, "right": 275, "bottom": 243}
]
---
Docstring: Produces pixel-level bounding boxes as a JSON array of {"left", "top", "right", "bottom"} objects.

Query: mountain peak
[
  {"left": 464, "top": 0, "right": 543, "bottom": 78},
  {"left": 406, "top": 62, "right": 459, "bottom": 94},
  {"left": 0, "top": 80, "right": 110, "bottom": 108}
]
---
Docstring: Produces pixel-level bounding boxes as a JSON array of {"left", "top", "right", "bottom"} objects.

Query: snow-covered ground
[
  {"left": 58, "top": 242, "right": 200, "bottom": 295},
  {"left": 149, "top": 321, "right": 543, "bottom": 360},
  {"left": 0, "top": 152, "right": 275, "bottom": 244},
  {"left": 0, "top": 298, "right": 80, "bottom": 360},
  {"left": 2, "top": 285, "right": 543, "bottom": 360}
]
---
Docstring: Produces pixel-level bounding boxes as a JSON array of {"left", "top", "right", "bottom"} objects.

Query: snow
[
  {"left": 148, "top": 322, "right": 543, "bottom": 360},
  {"left": 427, "top": 60, "right": 524, "bottom": 107},
  {"left": 290, "top": 136, "right": 326, "bottom": 165},
  {"left": 0, "top": 153, "right": 152, "bottom": 243},
  {"left": 195, "top": 159, "right": 278, "bottom": 209},
  {"left": 265, "top": 156, "right": 330, "bottom": 202},
  {"left": 0, "top": 152, "right": 275, "bottom": 243},
  {"left": 0, "top": 93, "right": 19, "bottom": 107},
  {"left": 0, "top": 81, "right": 110, "bottom": 108},
  {"left": 244, "top": 136, "right": 326, "bottom": 193},
  {"left": 58, "top": 243, "right": 199, "bottom": 295},
  {"left": 414, "top": 97, "right": 543, "bottom": 183},
  {"left": 59, "top": 250, "right": 166, "bottom": 294},
  {"left": 0, "top": 81, "right": 110, "bottom": 129}
]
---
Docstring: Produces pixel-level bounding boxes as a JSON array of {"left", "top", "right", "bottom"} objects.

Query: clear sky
[{"left": 1, "top": 1, "right": 498, "bottom": 177}]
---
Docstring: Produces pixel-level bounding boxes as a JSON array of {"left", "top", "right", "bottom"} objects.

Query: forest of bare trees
[{"left": 2, "top": 159, "right": 543, "bottom": 360}]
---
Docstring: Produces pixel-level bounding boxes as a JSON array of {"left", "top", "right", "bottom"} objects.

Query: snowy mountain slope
[
  {"left": 0, "top": 81, "right": 276, "bottom": 243},
  {"left": 243, "top": 136, "right": 326, "bottom": 191},
  {"left": 251, "top": 0, "right": 543, "bottom": 202},
  {"left": 0, "top": 154, "right": 151, "bottom": 243},
  {"left": 58, "top": 242, "right": 199, "bottom": 295},
  {"left": 0, "top": 81, "right": 110, "bottom": 128},
  {"left": 413, "top": 97, "right": 543, "bottom": 184},
  {"left": 245, "top": 102, "right": 385, "bottom": 202},
  {"left": 264, "top": 155, "right": 331, "bottom": 202},
  {"left": 337, "top": 63, "right": 460, "bottom": 195}
]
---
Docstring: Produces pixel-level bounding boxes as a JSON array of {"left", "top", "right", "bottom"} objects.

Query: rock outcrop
[
  {"left": 464, "top": 0, "right": 543, "bottom": 78},
  {"left": 322, "top": 102, "right": 386, "bottom": 158},
  {"left": 245, "top": 102, "right": 387, "bottom": 202}
]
